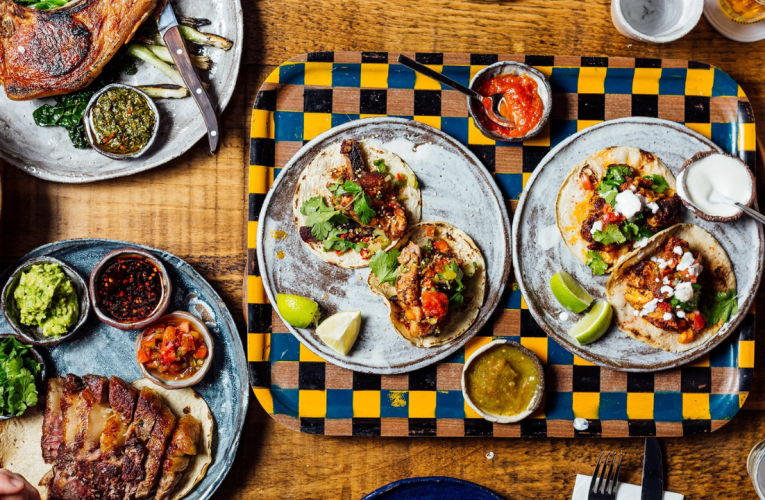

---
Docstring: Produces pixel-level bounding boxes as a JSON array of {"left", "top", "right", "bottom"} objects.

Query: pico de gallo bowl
[{"left": 135, "top": 311, "right": 213, "bottom": 389}]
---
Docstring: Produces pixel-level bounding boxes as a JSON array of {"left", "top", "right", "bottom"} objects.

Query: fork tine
[
  {"left": 597, "top": 452, "right": 612, "bottom": 494},
  {"left": 603, "top": 451, "right": 617, "bottom": 494},
  {"left": 608, "top": 452, "right": 624, "bottom": 495},
  {"left": 590, "top": 451, "right": 605, "bottom": 493}
]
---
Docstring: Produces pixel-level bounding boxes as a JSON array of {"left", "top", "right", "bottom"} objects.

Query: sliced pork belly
[
  {"left": 57, "top": 374, "right": 86, "bottom": 461},
  {"left": 42, "top": 377, "right": 64, "bottom": 464},
  {"left": 100, "top": 376, "right": 138, "bottom": 457}
]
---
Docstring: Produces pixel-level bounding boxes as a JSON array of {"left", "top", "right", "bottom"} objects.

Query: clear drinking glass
[{"left": 719, "top": 0, "right": 765, "bottom": 23}]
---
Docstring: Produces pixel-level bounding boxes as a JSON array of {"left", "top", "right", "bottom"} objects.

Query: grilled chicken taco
[
  {"left": 557, "top": 146, "right": 684, "bottom": 275},
  {"left": 294, "top": 139, "right": 422, "bottom": 269},
  {"left": 368, "top": 222, "right": 486, "bottom": 348},
  {"left": 606, "top": 224, "right": 738, "bottom": 352}
]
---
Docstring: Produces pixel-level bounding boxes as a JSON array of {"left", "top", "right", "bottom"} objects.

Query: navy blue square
[
  {"left": 547, "top": 338, "right": 574, "bottom": 365},
  {"left": 388, "top": 65, "right": 416, "bottom": 89},
  {"left": 332, "top": 64, "right": 361, "bottom": 87},
  {"left": 599, "top": 393, "right": 627, "bottom": 420},
  {"left": 604, "top": 68, "right": 635, "bottom": 94},
  {"left": 658, "top": 68, "right": 687, "bottom": 96},
  {"left": 326, "top": 389, "right": 354, "bottom": 418}
]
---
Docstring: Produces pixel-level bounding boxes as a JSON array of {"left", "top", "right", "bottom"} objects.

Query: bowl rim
[
  {"left": 677, "top": 150, "right": 756, "bottom": 223},
  {"left": 134, "top": 310, "right": 214, "bottom": 390},
  {"left": 88, "top": 247, "right": 172, "bottom": 331},
  {"left": 1, "top": 256, "right": 91, "bottom": 347},
  {"left": 461, "top": 339, "right": 545, "bottom": 424},
  {"left": 83, "top": 83, "right": 161, "bottom": 161},
  {"left": 467, "top": 61, "right": 553, "bottom": 143},
  {"left": 610, "top": 0, "right": 704, "bottom": 43},
  {"left": 0, "top": 333, "right": 48, "bottom": 421}
]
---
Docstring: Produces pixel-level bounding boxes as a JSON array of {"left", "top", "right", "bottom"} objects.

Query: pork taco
[
  {"left": 606, "top": 223, "right": 738, "bottom": 352},
  {"left": 556, "top": 146, "right": 684, "bottom": 275},
  {"left": 368, "top": 222, "right": 486, "bottom": 348},
  {"left": 294, "top": 139, "right": 422, "bottom": 269}
]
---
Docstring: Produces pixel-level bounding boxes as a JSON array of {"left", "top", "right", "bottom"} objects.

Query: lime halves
[
  {"left": 569, "top": 301, "right": 613, "bottom": 345},
  {"left": 550, "top": 271, "right": 594, "bottom": 313},
  {"left": 316, "top": 311, "right": 362, "bottom": 356},
  {"left": 276, "top": 293, "right": 320, "bottom": 328}
]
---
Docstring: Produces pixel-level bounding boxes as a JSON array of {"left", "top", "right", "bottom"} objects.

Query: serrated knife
[
  {"left": 157, "top": 0, "right": 220, "bottom": 153},
  {"left": 641, "top": 437, "right": 664, "bottom": 500}
]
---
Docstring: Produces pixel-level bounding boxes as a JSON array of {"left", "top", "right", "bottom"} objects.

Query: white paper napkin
[{"left": 572, "top": 474, "right": 684, "bottom": 500}]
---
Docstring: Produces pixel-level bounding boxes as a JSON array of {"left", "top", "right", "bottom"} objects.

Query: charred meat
[{"left": 155, "top": 415, "right": 201, "bottom": 500}]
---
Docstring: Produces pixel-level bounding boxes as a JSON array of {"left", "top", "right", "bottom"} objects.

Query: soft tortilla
[
  {"left": 293, "top": 140, "right": 422, "bottom": 269},
  {"left": 606, "top": 223, "right": 736, "bottom": 352},
  {"left": 368, "top": 222, "right": 486, "bottom": 348},
  {"left": 556, "top": 146, "right": 677, "bottom": 273},
  {"left": 0, "top": 378, "right": 213, "bottom": 500}
]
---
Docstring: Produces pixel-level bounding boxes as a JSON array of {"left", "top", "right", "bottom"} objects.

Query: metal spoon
[
  {"left": 396, "top": 55, "right": 513, "bottom": 129},
  {"left": 708, "top": 190, "right": 765, "bottom": 225}
]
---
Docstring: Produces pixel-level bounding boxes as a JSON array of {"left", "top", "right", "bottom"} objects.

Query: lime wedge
[
  {"left": 550, "top": 271, "right": 594, "bottom": 313},
  {"left": 276, "top": 294, "right": 320, "bottom": 328},
  {"left": 569, "top": 301, "right": 613, "bottom": 345},
  {"left": 316, "top": 311, "right": 362, "bottom": 356}
]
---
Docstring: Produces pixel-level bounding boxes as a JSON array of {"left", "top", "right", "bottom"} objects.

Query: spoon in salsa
[{"left": 397, "top": 55, "right": 514, "bottom": 129}]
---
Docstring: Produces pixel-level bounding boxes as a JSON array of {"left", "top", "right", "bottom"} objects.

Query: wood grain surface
[{"left": 2, "top": 0, "right": 765, "bottom": 498}]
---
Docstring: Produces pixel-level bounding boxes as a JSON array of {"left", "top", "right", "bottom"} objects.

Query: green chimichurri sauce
[{"left": 90, "top": 88, "right": 155, "bottom": 155}]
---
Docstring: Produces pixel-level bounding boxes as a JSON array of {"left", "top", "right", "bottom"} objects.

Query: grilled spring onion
[
  {"left": 126, "top": 44, "right": 209, "bottom": 90},
  {"left": 146, "top": 25, "right": 233, "bottom": 51},
  {"left": 145, "top": 44, "right": 212, "bottom": 71},
  {"left": 137, "top": 85, "right": 190, "bottom": 99}
]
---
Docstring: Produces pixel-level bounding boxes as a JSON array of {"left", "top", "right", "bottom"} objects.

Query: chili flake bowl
[
  {"left": 135, "top": 311, "right": 214, "bottom": 390},
  {"left": 461, "top": 339, "right": 545, "bottom": 424},
  {"left": 83, "top": 83, "right": 161, "bottom": 161},
  {"left": 468, "top": 61, "right": 552, "bottom": 143},
  {"left": 1, "top": 256, "right": 91, "bottom": 347},
  {"left": 89, "top": 248, "right": 172, "bottom": 331},
  {"left": 0, "top": 334, "right": 48, "bottom": 422}
]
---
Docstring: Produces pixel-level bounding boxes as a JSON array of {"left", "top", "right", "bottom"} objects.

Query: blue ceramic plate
[
  {"left": 362, "top": 477, "right": 504, "bottom": 500},
  {"left": 0, "top": 239, "right": 249, "bottom": 500}
]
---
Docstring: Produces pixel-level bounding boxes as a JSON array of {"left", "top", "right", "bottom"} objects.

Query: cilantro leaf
[
  {"left": 597, "top": 185, "right": 619, "bottom": 206},
  {"left": 644, "top": 175, "right": 670, "bottom": 194},
  {"left": 0, "top": 337, "right": 40, "bottom": 417},
  {"left": 449, "top": 292, "right": 464, "bottom": 308},
  {"left": 593, "top": 224, "right": 627, "bottom": 245},
  {"left": 332, "top": 181, "right": 377, "bottom": 225},
  {"left": 670, "top": 284, "right": 701, "bottom": 312},
  {"left": 705, "top": 289, "right": 739, "bottom": 325},
  {"left": 300, "top": 197, "right": 348, "bottom": 240},
  {"left": 370, "top": 249, "right": 401, "bottom": 285},
  {"left": 373, "top": 158, "right": 387, "bottom": 174},
  {"left": 586, "top": 251, "right": 609, "bottom": 275}
]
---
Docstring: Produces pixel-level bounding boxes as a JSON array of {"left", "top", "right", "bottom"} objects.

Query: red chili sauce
[
  {"left": 97, "top": 257, "right": 162, "bottom": 323},
  {"left": 475, "top": 73, "right": 544, "bottom": 138}
]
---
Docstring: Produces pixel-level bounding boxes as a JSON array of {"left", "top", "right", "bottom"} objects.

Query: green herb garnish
[
  {"left": 705, "top": 289, "right": 739, "bottom": 325},
  {"left": 370, "top": 249, "right": 401, "bottom": 285},
  {"left": 333, "top": 181, "right": 377, "bottom": 224},
  {"left": 586, "top": 251, "right": 609, "bottom": 275},
  {"left": 593, "top": 224, "right": 627, "bottom": 245},
  {"left": 644, "top": 175, "right": 670, "bottom": 194},
  {"left": 0, "top": 337, "right": 40, "bottom": 417},
  {"left": 670, "top": 284, "right": 701, "bottom": 312},
  {"left": 374, "top": 159, "right": 387, "bottom": 174},
  {"left": 300, "top": 197, "right": 348, "bottom": 240}
]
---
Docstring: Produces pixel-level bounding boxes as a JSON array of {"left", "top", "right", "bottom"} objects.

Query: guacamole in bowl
[{"left": 13, "top": 262, "right": 79, "bottom": 337}]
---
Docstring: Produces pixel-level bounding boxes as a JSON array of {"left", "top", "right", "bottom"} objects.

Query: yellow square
[
  {"left": 265, "top": 67, "right": 281, "bottom": 84},
  {"left": 248, "top": 333, "right": 270, "bottom": 361},
  {"left": 574, "top": 356, "right": 596, "bottom": 366},
  {"left": 464, "top": 336, "right": 494, "bottom": 361},
  {"left": 632, "top": 68, "right": 661, "bottom": 95},
  {"left": 578, "top": 67, "right": 606, "bottom": 94},
  {"left": 683, "top": 393, "right": 710, "bottom": 420},
  {"left": 361, "top": 64, "right": 389, "bottom": 88},
  {"left": 738, "top": 86, "right": 746, "bottom": 98},
  {"left": 251, "top": 109, "right": 274, "bottom": 139},
  {"left": 464, "top": 402, "right": 482, "bottom": 419},
  {"left": 523, "top": 120, "right": 550, "bottom": 147},
  {"left": 353, "top": 391, "right": 381, "bottom": 418},
  {"left": 532, "top": 66, "right": 553, "bottom": 79},
  {"left": 739, "top": 123, "right": 756, "bottom": 151},
  {"left": 521, "top": 337, "right": 547, "bottom": 365},
  {"left": 467, "top": 119, "right": 495, "bottom": 145},
  {"left": 577, "top": 120, "right": 603, "bottom": 132},
  {"left": 520, "top": 295, "right": 528, "bottom": 310},
  {"left": 685, "top": 69, "right": 714, "bottom": 97},
  {"left": 247, "top": 220, "right": 258, "bottom": 249},
  {"left": 414, "top": 66, "right": 443, "bottom": 90},
  {"left": 414, "top": 115, "right": 441, "bottom": 130},
  {"left": 253, "top": 388, "right": 274, "bottom": 414},
  {"left": 303, "top": 113, "right": 332, "bottom": 141},
  {"left": 249, "top": 165, "right": 270, "bottom": 195},
  {"left": 470, "top": 65, "right": 487, "bottom": 82},
  {"left": 739, "top": 340, "right": 755, "bottom": 368},
  {"left": 247, "top": 275, "right": 268, "bottom": 304},
  {"left": 304, "top": 62, "right": 333, "bottom": 86},
  {"left": 359, "top": 114, "right": 387, "bottom": 120},
  {"left": 522, "top": 172, "right": 532, "bottom": 191},
  {"left": 299, "top": 390, "right": 327, "bottom": 418},
  {"left": 409, "top": 391, "right": 437, "bottom": 418},
  {"left": 740, "top": 393, "right": 749, "bottom": 408},
  {"left": 686, "top": 354, "right": 709, "bottom": 368},
  {"left": 627, "top": 393, "right": 654, "bottom": 420},
  {"left": 572, "top": 392, "right": 599, "bottom": 420},
  {"left": 299, "top": 343, "right": 325, "bottom": 362},
  {"left": 685, "top": 123, "right": 711, "bottom": 140}
]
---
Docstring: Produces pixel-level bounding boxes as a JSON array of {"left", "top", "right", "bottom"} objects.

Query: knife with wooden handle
[{"left": 157, "top": 0, "right": 220, "bottom": 153}]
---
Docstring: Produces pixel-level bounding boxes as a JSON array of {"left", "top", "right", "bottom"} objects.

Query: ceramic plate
[
  {"left": 0, "top": 239, "right": 249, "bottom": 500},
  {"left": 257, "top": 118, "right": 511, "bottom": 375},
  {"left": 0, "top": 0, "right": 243, "bottom": 183},
  {"left": 361, "top": 477, "right": 503, "bottom": 500},
  {"left": 513, "top": 117, "right": 764, "bottom": 372}
]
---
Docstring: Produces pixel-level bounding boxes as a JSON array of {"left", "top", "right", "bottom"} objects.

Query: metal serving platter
[{"left": 0, "top": 239, "right": 249, "bottom": 499}]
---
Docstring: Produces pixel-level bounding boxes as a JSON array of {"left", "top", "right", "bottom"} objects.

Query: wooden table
[{"left": 3, "top": 0, "right": 765, "bottom": 498}]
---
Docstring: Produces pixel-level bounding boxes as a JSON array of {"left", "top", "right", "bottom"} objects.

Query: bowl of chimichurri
[
  {"left": 84, "top": 84, "right": 160, "bottom": 160},
  {"left": 462, "top": 339, "right": 545, "bottom": 423}
]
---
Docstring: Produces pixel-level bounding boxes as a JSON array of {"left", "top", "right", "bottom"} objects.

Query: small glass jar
[{"left": 719, "top": 0, "right": 765, "bottom": 24}]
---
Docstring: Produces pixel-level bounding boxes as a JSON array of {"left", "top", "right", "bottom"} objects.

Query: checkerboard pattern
[{"left": 247, "top": 52, "right": 756, "bottom": 437}]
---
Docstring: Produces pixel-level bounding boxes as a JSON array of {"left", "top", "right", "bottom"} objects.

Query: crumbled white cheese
[
  {"left": 591, "top": 220, "right": 603, "bottom": 234},
  {"left": 647, "top": 201, "right": 659, "bottom": 213},
  {"left": 674, "top": 282, "right": 694, "bottom": 302},
  {"left": 663, "top": 312, "right": 673, "bottom": 321},
  {"left": 634, "top": 237, "right": 649, "bottom": 248},
  {"left": 656, "top": 258, "right": 668, "bottom": 269},
  {"left": 660, "top": 285, "right": 674, "bottom": 297},
  {"left": 654, "top": 278, "right": 660, "bottom": 283},
  {"left": 633, "top": 309, "right": 640, "bottom": 317},
  {"left": 687, "top": 263, "right": 703, "bottom": 276},
  {"left": 677, "top": 252, "right": 696, "bottom": 272},
  {"left": 677, "top": 310, "right": 686, "bottom": 318},
  {"left": 663, "top": 276, "right": 670, "bottom": 285},
  {"left": 614, "top": 190, "right": 644, "bottom": 220},
  {"left": 630, "top": 185, "right": 636, "bottom": 191},
  {"left": 673, "top": 246, "right": 683, "bottom": 255},
  {"left": 640, "top": 298, "right": 660, "bottom": 316}
]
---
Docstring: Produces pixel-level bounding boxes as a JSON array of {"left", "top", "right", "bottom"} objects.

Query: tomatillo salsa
[
  {"left": 90, "top": 87, "right": 156, "bottom": 155},
  {"left": 465, "top": 344, "right": 541, "bottom": 416},
  {"left": 137, "top": 319, "right": 209, "bottom": 381},
  {"left": 476, "top": 73, "right": 544, "bottom": 138},
  {"left": 96, "top": 257, "right": 162, "bottom": 323}
]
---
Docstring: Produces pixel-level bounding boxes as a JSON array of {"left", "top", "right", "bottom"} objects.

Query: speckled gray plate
[
  {"left": 513, "top": 117, "right": 764, "bottom": 371},
  {"left": 257, "top": 118, "right": 512, "bottom": 374},
  {"left": 0, "top": 0, "right": 243, "bottom": 183},
  {"left": 0, "top": 239, "right": 248, "bottom": 499}
]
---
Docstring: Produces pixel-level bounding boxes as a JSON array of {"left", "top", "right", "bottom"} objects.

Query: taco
[
  {"left": 606, "top": 223, "right": 738, "bottom": 352},
  {"left": 368, "top": 222, "right": 486, "bottom": 348},
  {"left": 294, "top": 139, "right": 422, "bottom": 269},
  {"left": 556, "top": 146, "right": 684, "bottom": 275}
]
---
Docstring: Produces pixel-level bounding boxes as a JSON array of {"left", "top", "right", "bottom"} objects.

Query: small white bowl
[
  {"left": 461, "top": 339, "right": 545, "bottom": 424},
  {"left": 611, "top": 0, "right": 703, "bottom": 43}
]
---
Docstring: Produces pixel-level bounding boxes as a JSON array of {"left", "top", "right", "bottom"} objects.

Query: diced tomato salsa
[{"left": 137, "top": 319, "right": 209, "bottom": 381}]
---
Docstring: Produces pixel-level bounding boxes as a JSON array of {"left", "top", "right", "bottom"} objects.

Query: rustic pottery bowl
[
  {"left": 0, "top": 333, "right": 48, "bottom": 421},
  {"left": 461, "top": 339, "right": 545, "bottom": 424},
  {"left": 83, "top": 83, "right": 161, "bottom": 161},
  {"left": 135, "top": 311, "right": 214, "bottom": 390},
  {"left": 89, "top": 248, "right": 172, "bottom": 331},
  {"left": 677, "top": 150, "right": 756, "bottom": 223},
  {"left": 468, "top": 61, "right": 552, "bottom": 143},
  {"left": 1, "top": 256, "right": 91, "bottom": 347}
]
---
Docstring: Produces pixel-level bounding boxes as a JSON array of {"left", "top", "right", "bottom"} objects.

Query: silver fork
[{"left": 588, "top": 451, "right": 624, "bottom": 500}]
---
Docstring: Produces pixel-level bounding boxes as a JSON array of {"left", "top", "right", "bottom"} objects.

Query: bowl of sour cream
[{"left": 677, "top": 150, "right": 756, "bottom": 222}]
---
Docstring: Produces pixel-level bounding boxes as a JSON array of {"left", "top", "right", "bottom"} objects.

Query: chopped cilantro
[
  {"left": 333, "top": 181, "right": 377, "bottom": 224},
  {"left": 670, "top": 284, "right": 701, "bottom": 312},
  {"left": 586, "top": 251, "right": 609, "bottom": 275},
  {"left": 300, "top": 197, "right": 348, "bottom": 240},
  {"left": 596, "top": 165, "right": 633, "bottom": 205},
  {"left": 593, "top": 224, "right": 627, "bottom": 245},
  {"left": 322, "top": 227, "right": 367, "bottom": 253},
  {"left": 370, "top": 249, "right": 401, "bottom": 285},
  {"left": 0, "top": 337, "right": 40, "bottom": 417},
  {"left": 644, "top": 175, "right": 670, "bottom": 194},
  {"left": 704, "top": 289, "right": 739, "bottom": 325},
  {"left": 597, "top": 185, "right": 619, "bottom": 205},
  {"left": 374, "top": 158, "right": 387, "bottom": 174},
  {"left": 449, "top": 292, "right": 464, "bottom": 308}
]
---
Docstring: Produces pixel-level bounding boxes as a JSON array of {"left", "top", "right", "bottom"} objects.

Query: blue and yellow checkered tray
[{"left": 246, "top": 52, "right": 756, "bottom": 437}]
